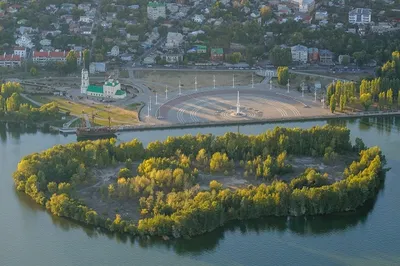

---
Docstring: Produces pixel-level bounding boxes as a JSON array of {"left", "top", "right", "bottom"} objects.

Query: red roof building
[
  {"left": 0, "top": 54, "right": 22, "bottom": 67},
  {"left": 32, "top": 50, "right": 82, "bottom": 65}
]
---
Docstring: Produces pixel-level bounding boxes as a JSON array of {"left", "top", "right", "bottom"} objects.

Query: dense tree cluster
[
  {"left": 13, "top": 126, "right": 386, "bottom": 238},
  {"left": 0, "top": 82, "right": 60, "bottom": 122},
  {"left": 357, "top": 51, "right": 400, "bottom": 110}
]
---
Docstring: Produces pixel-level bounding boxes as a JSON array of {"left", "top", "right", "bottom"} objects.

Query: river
[{"left": 1, "top": 117, "right": 400, "bottom": 266}]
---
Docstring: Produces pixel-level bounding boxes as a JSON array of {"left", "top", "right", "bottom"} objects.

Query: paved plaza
[{"left": 140, "top": 80, "right": 332, "bottom": 125}]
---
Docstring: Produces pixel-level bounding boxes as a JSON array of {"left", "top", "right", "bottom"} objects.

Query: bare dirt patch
[
  {"left": 198, "top": 155, "right": 357, "bottom": 190},
  {"left": 75, "top": 163, "right": 141, "bottom": 222}
]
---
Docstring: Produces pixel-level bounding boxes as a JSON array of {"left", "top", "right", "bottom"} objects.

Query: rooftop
[
  {"left": 115, "top": 90, "right": 126, "bottom": 96},
  {"left": 211, "top": 48, "right": 224, "bottom": 55},
  {"left": 349, "top": 8, "right": 372, "bottom": 16},
  {"left": 105, "top": 80, "right": 119, "bottom": 87},
  {"left": 87, "top": 85, "right": 103, "bottom": 94},
  {"left": 0, "top": 54, "right": 21, "bottom": 61},
  {"left": 148, "top": 1, "right": 165, "bottom": 8}
]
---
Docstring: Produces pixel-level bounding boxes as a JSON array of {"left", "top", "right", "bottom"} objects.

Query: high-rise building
[{"left": 349, "top": 8, "right": 372, "bottom": 24}]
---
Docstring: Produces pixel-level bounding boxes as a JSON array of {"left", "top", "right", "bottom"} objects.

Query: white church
[{"left": 80, "top": 68, "right": 127, "bottom": 99}]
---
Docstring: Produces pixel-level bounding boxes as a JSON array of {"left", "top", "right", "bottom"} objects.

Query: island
[{"left": 13, "top": 126, "right": 386, "bottom": 238}]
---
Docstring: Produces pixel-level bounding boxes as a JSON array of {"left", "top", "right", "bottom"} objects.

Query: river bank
[{"left": 1, "top": 117, "right": 400, "bottom": 266}]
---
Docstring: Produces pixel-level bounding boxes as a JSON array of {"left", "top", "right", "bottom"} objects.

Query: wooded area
[{"left": 13, "top": 126, "right": 386, "bottom": 238}]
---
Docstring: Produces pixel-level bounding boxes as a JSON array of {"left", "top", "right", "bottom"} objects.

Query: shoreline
[{"left": 50, "top": 111, "right": 400, "bottom": 133}]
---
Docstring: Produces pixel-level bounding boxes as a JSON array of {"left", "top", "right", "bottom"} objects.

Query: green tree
[
  {"left": 260, "top": 6, "right": 272, "bottom": 20},
  {"left": 269, "top": 46, "right": 292, "bottom": 66},
  {"left": 386, "top": 88, "right": 393, "bottom": 108},
  {"left": 360, "top": 93, "right": 372, "bottom": 111},
  {"left": 398, "top": 92, "right": 400, "bottom": 109},
  {"left": 6, "top": 92, "right": 21, "bottom": 111},
  {"left": 341, "top": 55, "right": 350, "bottom": 66},
  {"left": 118, "top": 168, "right": 132, "bottom": 179},
  {"left": 277, "top": 66, "right": 289, "bottom": 85},
  {"left": 83, "top": 49, "right": 90, "bottom": 69},
  {"left": 66, "top": 51, "right": 78, "bottom": 73},
  {"left": 229, "top": 52, "right": 242, "bottom": 64},
  {"left": 339, "top": 94, "right": 346, "bottom": 111},
  {"left": 30, "top": 67, "right": 37, "bottom": 76},
  {"left": 0, "top": 95, "right": 4, "bottom": 111},
  {"left": 330, "top": 94, "right": 336, "bottom": 113},
  {"left": 209, "top": 180, "right": 223, "bottom": 191},
  {"left": 378, "top": 92, "right": 385, "bottom": 110}
]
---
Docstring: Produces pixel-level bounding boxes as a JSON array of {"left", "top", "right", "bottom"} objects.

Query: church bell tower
[{"left": 81, "top": 68, "right": 89, "bottom": 94}]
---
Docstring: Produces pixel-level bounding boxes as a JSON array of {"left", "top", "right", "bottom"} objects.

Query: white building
[
  {"left": 15, "top": 34, "right": 34, "bottom": 48},
  {"left": 349, "top": 8, "right": 372, "bottom": 24},
  {"left": 32, "top": 50, "right": 82, "bottom": 66},
  {"left": 147, "top": 2, "right": 166, "bottom": 20},
  {"left": 291, "top": 45, "right": 308, "bottom": 63},
  {"left": 165, "top": 32, "right": 184, "bottom": 49},
  {"left": 315, "top": 11, "right": 328, "bottom": 20},
  {"left": 161, "top": 53, "right": 183, "bottom": 63},
  {"left": 89, "top": 62, "right": 107, "bottom": 74},
  {"left": 40, "top": 39, "right": 52, "bottom": 46},
  {"left": 81, "top": 69, "right": 126, "bottom": 99},
  {"left": 110, "top": 46, "right": 120, "bottom": 56},
  {"left": 193, "top": 14, "right": 205, "bottom": 23},
  {"left": 79, "top": 16, "right": 93, "bottom": 23},
  {"left": 0, "top": 54, "right": 22, "bottom": 68},
  {"left": 299, "top": 0, "right": 315, "bottom": 13},
  {"left": 13, "top": 47, "right": 26, "bottom": 58}
]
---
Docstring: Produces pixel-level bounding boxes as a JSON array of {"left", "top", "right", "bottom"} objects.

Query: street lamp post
[{"left": 213, "top": 75, "right": 216, "bottom": 89}]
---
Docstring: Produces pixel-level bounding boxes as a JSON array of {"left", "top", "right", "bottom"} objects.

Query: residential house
[
  {"left": 196, "top": 45, "right": 207, "bottom": 54},
  {"left": 315, "top": 11, "right": 328, "bottom": 20},
  {"left": 308, "top": 47, "right": 319, "bottom": 62},
  {"left": 120, "top": 54, "right": 132, "bottom": 61},
  {"left": 319, "top": 49, "right": 334, "bottom": 64},
  {"left": 0, "top": 54, "right": 22, "bottom": 67},
  {"left": 299, "top": 0, "right": 315, "bottom": 13},
  {"left": 15, "top": 34, "right": 34, "bottom": 48},
  {"left": 80, "top": 26, "right": 92, "bottom": 35},
  {"left": 78, "top": 3, "right": 91, "bottom": 12},
  {"left": 291, "top": 45, "right": 308, "bottom": 63},
  {"left": 161, "top": 53, "right": 183, "bottom": 63},
  {"left": 13, "top": 47, "right": 26, "bottom": 58},
  {"left": 79, "top": 16, "right": 93, "bottom": 23},
  {"left": 110, "top": 46, "right": 120, "bottom": 56},
  {"left": 165, "top": 32, "right": 184, "bottom": 49},
  {"left": 147, "top": 2, "right": 166, "bottom": 20},
  {"left": 89, "top": 62, "right": 107, "bottom": 74},
  {"left": 211, "top": 48, "right": 224, "bottom": 61},
  {"left": 348, "top": 8, "right": 372, "bottom": 24},
  {"left": 143, "top": 56, "right": 156, "bottom": 65},
  {"left": 40, "top": 39, "right": 52, "bottom": 46},
  {"left": 32, "top": 50, "right": 82, "bottom": 65},
  {"left": 193, "top": 14, "right": 205, "bottom": 23}
]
